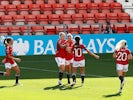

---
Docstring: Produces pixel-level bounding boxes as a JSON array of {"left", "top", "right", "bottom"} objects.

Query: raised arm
[{"left": 85, "top": 48, "right": 99, "bottom": 59}]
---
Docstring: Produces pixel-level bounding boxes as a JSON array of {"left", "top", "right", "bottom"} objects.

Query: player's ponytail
[
  {"left": 3, "top": 38, "right": 12, "bottom": 46},
  {"left": 115, "top": 40, "right": 127, "bottom": 51},
  {"left": 74, "top": 35, "right": 80, "bottom": 46}
]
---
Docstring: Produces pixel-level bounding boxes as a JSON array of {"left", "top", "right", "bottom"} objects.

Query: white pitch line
[{"left": 20, "top": 67, "right": 105, "bottom": 78}]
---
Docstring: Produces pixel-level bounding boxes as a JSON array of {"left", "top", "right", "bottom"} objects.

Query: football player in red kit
[
  {"left": 71, "top": 35, "right": 99, "bottom": 86},
  {"left": 113, "top": 40, "right": 132, "bottom": 93},
  {"left": 65, "top": 33, "right": 74, "bottom": 84},
  {"left": 0, "top": 38, "right": 21, "bottom": 85},
  {"left": 55, "top": 32, "right": 67, "bottom": 85}
]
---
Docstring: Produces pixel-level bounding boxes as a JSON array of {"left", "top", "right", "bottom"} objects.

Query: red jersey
[
  {"left": 72, "top": 44, "right": 86, "bottom": 61},
  {"left": 115, "top": 48, "right": 131, "bottom": 65},
  {"left": 55, "top": 39, "right": 66, "bottom": 58},
  {"left": 65, "top": 40, "right": 74, "bottom": 60},
  {"left": 5, "top": 46, "right": 15, "bottom": 64}
]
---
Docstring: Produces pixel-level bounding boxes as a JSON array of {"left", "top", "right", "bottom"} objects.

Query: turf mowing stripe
[{"left": 20, "top": 67, "right": 105, "bottom": 78}]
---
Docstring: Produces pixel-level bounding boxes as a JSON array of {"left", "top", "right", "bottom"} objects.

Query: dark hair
[
  {"left": 75, "top": 36, "right": 80, "bottom": 46},
  {"left": 3, "top": 38, "right": 12, "bottom": 46}
]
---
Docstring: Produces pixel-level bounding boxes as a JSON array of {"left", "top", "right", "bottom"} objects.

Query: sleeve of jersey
[{"left": 127, "top": 49, "right": 131, "bottom": 55}]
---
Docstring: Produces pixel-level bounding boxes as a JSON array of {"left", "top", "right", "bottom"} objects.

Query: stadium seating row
[
  {"left": 0, "top": 23, "right": 133, "bottom": 35},
  {"left": 0, "top": 13, "right": 130, "bottom": 25},
  {"left": 0, "top": 0, "right": 115, "bottom": 5},
  {"left": 0, "top": 2, "right": 123, "bottom": 16}
]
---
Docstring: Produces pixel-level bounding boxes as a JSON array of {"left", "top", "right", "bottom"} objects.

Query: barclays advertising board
[{"left": 0, "top": 34, "right": 133, "bottom": 56}]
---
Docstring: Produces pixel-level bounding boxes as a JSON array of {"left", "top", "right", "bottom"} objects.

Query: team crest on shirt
[{"left": 13, "top": 38, "right": 30, "bottom": 55}]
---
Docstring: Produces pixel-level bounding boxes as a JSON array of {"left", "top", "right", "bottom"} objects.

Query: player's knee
[{"left": 5, "top": 72, "right": 10, "bottom": 76}]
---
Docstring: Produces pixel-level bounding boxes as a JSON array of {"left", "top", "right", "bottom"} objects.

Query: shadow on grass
[
  {"left": 103, "top": 92, "right": 121, "bottom": 98},
  {"left": 0, "top": 85, "right": 16, "bottom": 89},
  {"left": 44, "top": 84, "right": 82, "bottom": 91}
]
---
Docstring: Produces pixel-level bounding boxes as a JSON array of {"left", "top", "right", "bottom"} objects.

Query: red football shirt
[
  {"left": 5, "top": 46, "right": 15, "bottom": 64},
  {"left": 115, "top": 48, "right": 131, "bottom": 65},
  {"left": 72, "top": 44, "right": 86, "bottom": 61},
  {"left": 65, "top": 40, "right": 74, "bottom": 60},
  {"left": 55, "top": 39, "right": 66, "bottom": 58}
]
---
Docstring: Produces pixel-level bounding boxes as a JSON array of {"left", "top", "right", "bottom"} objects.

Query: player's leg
[
  {"left": 71, "top": 67, "right": 77, "bottom": 86},
  {"left": 55, "top": 57, "right": 65, "bottom": 85},
  {"left": 65, "top": 64, "right": 71, "bottom": 84},
  {"left": 0, "top": 63, "right": 11, "bottom": 76},
  {"left": 80, "top": 67, "right": 85, "bottom": 86},
  {"left": 11, "top": 65, "right": 20, "bottom": 85}
]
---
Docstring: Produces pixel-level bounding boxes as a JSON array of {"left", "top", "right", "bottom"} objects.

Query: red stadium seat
[
  {"left": 79, "top": 24, "right": 91, "bottom": 34},
  {"left": 67, "top": 24, "right": 79, "bottom": 34},
  {"left": 23, "top": 0, "right": 33, "bottom": 4},
  {"left": 0, "top": 5, "right": 6, "bottom": 16},
  {"left": 13, "top": 15, "right": 25, "bottom": 25},
  {"left": 76, "top": 3, "right": 87, "bottom": 14},
  {"left": 82, "top": 0, "right": 91, "bottom": 4},
  {"left": 0, "top": 26, "right": 9, "bottom": 35},
  {"left": 9, "top": 26, "right": 21, "bottom": 35},
  {"left": 46, "top": 0, "right": 56, "bottom": 4},
  {"left": 91, "top": 24, "right": 101, "bottom": 34},
  {"left": 0, "top": 0, "right": 9, "bottom": 5},
  {"left": 53, "top": 4, "right": 64, "bottom": 15},
  {"left": 72, "top": 14, "right": 83, "bottom": 24},
  {"left": 17, "top": 4, "right": 29, "bottom": 15},
  {"left": 25, "top": 15, "right": 37, "bottom": 25},
  {"left": 29, "top": 4, "right": 41, "bottom": 15},
  {"left": 31, "top": 26, "right": 44, "bottom": 35},
  {"left": 36, "top": 0, "right": 44, "bottom": 4},
  {"left": 41, "top": 4, "right": 53, "bottom": 15},
  {"left": 94, "top": 0, "right": 102, "bottom": 3},
  {"left": 20, "top": 26, "right": 31, "bottom": 35},
  {"left": 6, "top": 5, "right": 17, "bottom": 15},
  {"left": 12, "top": 0, "right": 21, "bottom": 5},
  {"left": 1, "top": 15, "right": 13, "bottom": 25},
  {"left": 48, "top": 14, "right": 60, "bottom": 24},
  {"left": 44, "top": 25, "right": 56, "bottom": 35},
  {"left": 83, "top": 13, "right": 95, "bottom": 24},
  {"left": 58, "top": 0, "right": 68, "bottom": 4},
  {"left": 118, "top": 13, "right": 130, "bottom": 23},
  {"left": 56, "top": 25, "right": 65, "bottom": 33},
  {"left": 110, "top": 2, "right": 122, "bottom": 13},
  {"left": 95, "top": 13, "right": 107, "bottom": 24},
  {"left": 37, "top": 14, "right": 48, "bottom": 24},
  {"left": 105, "top": 0, "right": 114, "bottom": 3},
  {"left": 107, "top": 13, "right": 118, "bottom": 23},
  {"left": 87, "top": 3, "right": 99, "bottom": 13},
  {"left": 64, "top": 4, "right": 76, "bottom": 15},
  {"left": 60, "top": 14, "right": 72, "bottom": 24},
  {"left": 99, "top": 2, "right": 111, "bottom": 13},
  {"left": 126, "top": 24, "right": 133, "bottom": 33},
  {"left": 70, "top": 0, "right": 79, "bottom": 4},
  {"left": 114, "top": 24, "right": 127, "bottom": 33}
]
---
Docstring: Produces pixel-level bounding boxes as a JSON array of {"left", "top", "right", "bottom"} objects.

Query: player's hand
[
  {"left": 2, "top": 59, "right": 6, "bottom": 63},
  {"left": 15, "top": 58, "right": 21, "bottom": 62},
  {"left": 95, "top": 55, "right": 100, "bottom": 59}
]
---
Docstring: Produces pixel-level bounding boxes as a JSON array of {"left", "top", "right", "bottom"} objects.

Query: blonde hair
[{"left": 115, "top": 40, "right": 127, "bottom": 51}]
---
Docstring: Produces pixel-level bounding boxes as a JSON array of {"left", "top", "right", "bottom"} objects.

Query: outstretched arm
[{"left": 85, "top": 48, "right": 99, "bottom": 59}]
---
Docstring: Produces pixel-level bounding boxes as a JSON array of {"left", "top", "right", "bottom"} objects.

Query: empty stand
[
  {"left": 114, "top": 24, "right": 127, "bottom": 33},
  {"left": 76, "top": 3, "right": 87, "bottom": 14},
  {"left": 111, "top": 2, "right": 122, "bottom": 13},
  {"left": 95, "top": 13, "right": 107, "bottom": 23},
  {"left": 99, "top": 2, "right": 111, "bottom": 13},
  {"left": 35, "top": 0, "right": 45, "bottom": 4},
  {"left": 56, "top": 25, "right": 65, "bottom": 33},
  {"left": 44, "top": 25, "right": 56, "bottom": 35},
  {"left": 72, "top": 14, "right": 83, "bottom": 24},
  {"left": 12, "top": 0, "right": 21, "bottom": 5},
  {"left": 37, "top": 14, "right": 49, "bottom": 24},
  {"left": 25, "top": 15, "right": 37, "bottom": 25},
  {"left": 31, "top": 26, "right": 44, "bottom": 35},
  {"left": 48, "top": 14, "right": 60, "bottom": 24},
  {"left": 60, "top": 14, "right": 72, "bottom": 24},
  {"left": 126, "top": 23, "right": 133, "bottom": 33},
  {"left": 6, "top": 5, "right": 17, "bottom": 15},
  {"left": 107, "top": 13, "right": 118, "bottom": 23},
  {"left": 13, "top": 15, "right": 25, "bottom": 25},
  {"left": 9, "top": 26, "right": 21, "bottom": 35},
  {"left": 64, "top": 4, "right": 76, "bottom": 15},
  {"left": 17, "top": 4, "right": 29, "bottom": 15},
  {"left": 41, "top": 4, "right": 53, "bottom": 15},
  {"left": 0, "top": 5, "right": 6, "bottom": 16},
  {"left": 87, "top": 3, "right": 99, "bottom": 13},
  {"left": 0, "top": 0, "right": 9, "bottom": 6},
  {"left": 53, "top": 4, "right": 64, "bottom": 15},
  {"left": 118, "top": 12, "right": 130, "bottom": 23},
  {"left": 79, "top": 24, "right": 91, "bottom": 34},
  {"left": 67, "top": 24, "right": 79, "bottom": 34},
  {"left": 83, "top": 13, "right": 95, "bottom": 24},
  {"left": 29, "top": 4, "right": 41, "bottom": 15},
  {"left": 0, "top": 26, "right": 9, "bottom": 35},
  {"left": 1, "top": 15, "right": 13, "bottom": 25}
]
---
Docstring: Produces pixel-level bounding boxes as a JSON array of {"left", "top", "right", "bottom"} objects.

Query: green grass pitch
[{"left": 0, "top": 53, "right": 133, "bottom": 100}]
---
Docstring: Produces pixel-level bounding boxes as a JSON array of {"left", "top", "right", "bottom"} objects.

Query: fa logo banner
[{"left": 13, "top": 38, "right": 30, "bottom": 55}]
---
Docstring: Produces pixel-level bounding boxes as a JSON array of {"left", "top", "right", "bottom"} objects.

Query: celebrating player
[
  {"left": 55, "top": 32, "right": 67, "bottom": 86},
  {"left": 71, "top": 35, "right": 99, "bottom": 86},
  {"left": 65, "top": 33, "right": 74, "bottom": 84},
  {"left": 113, "top": 40, "right": 132, "bottom": 93},
  {"left": 0, "top": 38, "right": 21, "bottom": 85}
]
